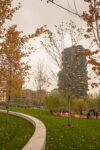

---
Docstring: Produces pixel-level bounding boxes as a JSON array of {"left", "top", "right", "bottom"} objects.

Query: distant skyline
[{"left": 6, "top": 0, "right": 100, "bottom": 94}]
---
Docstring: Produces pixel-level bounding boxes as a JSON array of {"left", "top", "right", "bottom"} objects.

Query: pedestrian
[
  {"left": 95, "top": 112, "right": 98, "bottom": 119},
  {"left": 87, "top": 112, "right": 90, "bottom": 119},
  {"left": 93, "top": 109, "right": 96, "bottom": 116}
]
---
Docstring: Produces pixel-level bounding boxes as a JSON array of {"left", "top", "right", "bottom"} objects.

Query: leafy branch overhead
[{"left": 41, "top": 0, "right": 100, "bottom": 87}]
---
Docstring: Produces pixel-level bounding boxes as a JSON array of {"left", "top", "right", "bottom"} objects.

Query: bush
[
  {"left": 43, "top": 93, "right": 67, "bottom": 112},
  {"left": 74, "top": 99, "right": 86, "bottom": 115},
  {"left": 85, "top": 94, "right": 97, "bottom": 111}
]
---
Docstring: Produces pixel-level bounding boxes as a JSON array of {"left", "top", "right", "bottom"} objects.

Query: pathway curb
[{"left": 0, "top": 110, "right": 46, "bottom": 150}]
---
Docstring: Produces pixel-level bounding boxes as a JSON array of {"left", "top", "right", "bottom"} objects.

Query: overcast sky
[
  {"left": 6, "top": 0, "right": 100, "bottom": 94},
  {"left": 11, "top": 0, "right": 87, "bottom": 33}
]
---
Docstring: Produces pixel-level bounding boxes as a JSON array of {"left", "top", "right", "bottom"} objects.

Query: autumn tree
[
  {"left": 0, "top": 25, "right": 31, "bottom": 123},
  {"left": 1, "top": 25, "right": 47, "bottom": 123},
  {"left": 0, "top": 0, "right": 47, "bottom": 124},
  {"left": 0, "top": 0, "right": 20, "bottom": 91},
  {"left": 0, "top": 0, "right": 20, "bottom": 36},
  {"left": 0, "top": 0, "right": 47, "bottom": 87}
]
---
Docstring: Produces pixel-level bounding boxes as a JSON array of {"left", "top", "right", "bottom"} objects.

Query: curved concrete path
[{"left": 0, "top": 110, "right": 46, "bottom": 150}]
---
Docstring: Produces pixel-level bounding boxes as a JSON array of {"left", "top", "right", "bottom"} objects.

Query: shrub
[
  {"left": 74, "top": 99, "right": 86, "bottom": 115},
  {"left": 43, "top": 93, "right": 67, "bottom": 112}
]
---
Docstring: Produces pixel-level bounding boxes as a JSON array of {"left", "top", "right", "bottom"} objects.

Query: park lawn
[
  {"left": 0, "top": 107, "right": 100, "bottom": 150},
  {"left": 0, "top": 113, "right": 34, "bottom": 150}
]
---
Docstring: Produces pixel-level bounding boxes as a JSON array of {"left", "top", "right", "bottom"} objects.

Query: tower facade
[{"left": 58, "top": 45, "right": 88, "bottom": 98}]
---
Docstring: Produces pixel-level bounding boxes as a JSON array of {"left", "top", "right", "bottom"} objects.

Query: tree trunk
[
  {"left": 6, "top": 95, "right": 10, "bottom": 125},
  {"left": 39, "top": 90, "right": 42, "bottom": 117},
  {"left": 80, "top": 109, "right": 83, "bottom": 115},
  {"left": 67, "top": 95, "right": 71, "bottom": 127},
  {"left": 6, "top": 62, "right": 12, "bottom": 125},
  {"left": 67, "top": 46, "right": 74, "bottom": 128},
  {"left": 39, "top": 105, "right": 41, "bottom": 117},
  {"left": 6, "top": 104, "right": 9, "bottom": 125}
]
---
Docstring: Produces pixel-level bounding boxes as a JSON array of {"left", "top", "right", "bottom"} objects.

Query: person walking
[
  {"left": 87, "top": 111, "right": 90, "bottom": 119},
  {"left": 95, "top": 112, "right": 98, "bottom": 119}
]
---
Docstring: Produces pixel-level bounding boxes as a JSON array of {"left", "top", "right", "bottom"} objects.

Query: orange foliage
[
  {"left": 91, "top": 83, "right": 99, "bottom": 88},
  {"left": 0, "top": 0, "right": 47, "bottom": 104}
]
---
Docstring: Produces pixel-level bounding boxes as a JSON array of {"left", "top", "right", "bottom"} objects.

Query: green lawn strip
[
  {"left": 0, "top": 113, "right": 34, "bottom": 150},
  {"left": 0, "top": 107, "right": 100, "bottom": 150}
]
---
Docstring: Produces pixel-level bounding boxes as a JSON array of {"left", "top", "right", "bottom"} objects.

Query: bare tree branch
[{"left": 47, "top": 0, "right": 81, "bottom": 17}]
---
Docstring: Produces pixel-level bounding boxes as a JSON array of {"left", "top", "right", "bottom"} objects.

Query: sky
[
  {"left": 11, "top": 0, "right": 87, "bottom": 33},
  {"left": 6, "top": 0, "right": 100, "bottom": 94}
]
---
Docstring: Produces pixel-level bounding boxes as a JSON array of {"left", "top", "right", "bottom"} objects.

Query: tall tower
[{"left": 58, "top": 45, "right": 88, "bottom": 98}]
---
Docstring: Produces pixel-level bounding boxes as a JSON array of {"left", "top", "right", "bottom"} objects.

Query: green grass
[
  {"left": 0, "top": 107, "right": 100, "bottom": 150},
  {"left": 0, "top": 113, "right": 34, "bottom": 150}
]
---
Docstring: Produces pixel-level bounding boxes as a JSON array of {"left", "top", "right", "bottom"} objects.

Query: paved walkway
[{"left": 54, "top": 112, "right": 100, "bottom": 119}]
